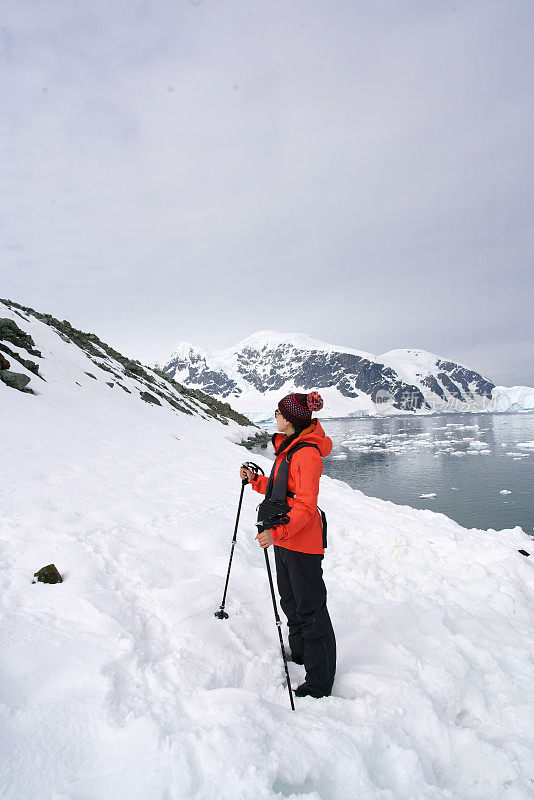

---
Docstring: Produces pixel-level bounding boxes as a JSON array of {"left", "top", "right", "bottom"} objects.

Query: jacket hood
[{"left": 275, "top": 418, "right": 333, "bottom": 458}]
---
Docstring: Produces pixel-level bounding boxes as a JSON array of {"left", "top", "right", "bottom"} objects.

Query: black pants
[{"left": 274, "top": 545, "right": 336, "bottom": 693}]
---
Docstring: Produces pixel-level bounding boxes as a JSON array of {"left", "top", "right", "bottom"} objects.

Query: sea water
[{"left": 255, "top": 412, "right": 534, "bottom": 539}]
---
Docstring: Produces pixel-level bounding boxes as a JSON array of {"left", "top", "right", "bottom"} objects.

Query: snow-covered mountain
[
  {"left": 2, "top": 299, "right": 533, "bottom": 799},
  {"left": 157, "top": 331, "right": 528, "bottom": 422}
]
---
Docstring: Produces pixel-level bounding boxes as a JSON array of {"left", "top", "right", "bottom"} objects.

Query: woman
[{"left": 240, "top": 391, "right": 336, "bottom": 698}]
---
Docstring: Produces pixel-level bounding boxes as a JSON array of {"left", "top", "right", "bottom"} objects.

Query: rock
[
  {"left": 20, "top": 358, "right": 40, "bottom": 375},
  {"left": 0, "top": 344, "right": 39, "bottom": 375},
  {"left": 140, "top": 391, "right": 161, "bottom": 406},
  {"left": 84, "top": 372, "right": 97, "bottom": 380},
  {"left": 0, "top": 370, "right": 31, "bottom": 391},
  {"left": 33, "top": 564, "right": 63, "bottom": 584},
  {"left": 124, "top": 360, "right": 148, "bottom": 379},
  {"left": 0, "top": 317, "right": 41, "bottom": 357}
]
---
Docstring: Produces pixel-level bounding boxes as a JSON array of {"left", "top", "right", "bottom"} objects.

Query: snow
[
  {"left": 166, "top": 340, "right": 211, "bottom": 363},
  {"left": 166, "top": 330, "right": 374, "bottom": 366},
  {"left": 159, "top": 332, "right": 534, "bottom": 420},
  {"left": 376, "top": 348, "right": 448, "bottom": 388},
  {"left": 1, "top": 303, "right": 534, "bottom": 799}
]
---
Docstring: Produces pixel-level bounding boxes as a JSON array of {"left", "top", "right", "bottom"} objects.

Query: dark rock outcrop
[
  {"left": 139, "top": 391, "right": 161, "bottom": 406},
  {"left": 435, "top": 359, "right": 494, "bottom": 401},
  {"left": 240, "top": 430, "right": 271, "bottom": 450},
  {"left": 33, "top": 564, "right": 63, "bottom": 584},
  {"left": 164, "top": 348, "right": 240, "bottom": 397},
  {"left": 0, "top": 317, "right": 42, "bottom": 357},
  {"left": 0, "top": 317, "right": 42, "bottom": 384},
  {"left": 0, "top": 370, "right": 31, "bottom": 391}
]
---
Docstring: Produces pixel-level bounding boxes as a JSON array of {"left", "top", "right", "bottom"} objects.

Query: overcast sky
[{"left": 1, "top": 0, "right": 533, "bottom": 386}]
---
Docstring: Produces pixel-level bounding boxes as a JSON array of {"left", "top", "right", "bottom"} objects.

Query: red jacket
[{"left": 250, "top": 419, "right": 333, "bottom": 554}]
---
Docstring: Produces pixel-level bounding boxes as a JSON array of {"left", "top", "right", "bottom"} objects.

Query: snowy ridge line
[
  {"left": 0, "top": 298, "right": 257, "bottom": 430},
  {"left": 158, "top": 330, "right": 534, "bottom": 421},
  {"left": 164, "top": 329, "right": 375, "bottom": 365}
]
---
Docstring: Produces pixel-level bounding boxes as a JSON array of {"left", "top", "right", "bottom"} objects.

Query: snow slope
[{"left": 1, "top": 305, "right": 534, "bottom": 800}]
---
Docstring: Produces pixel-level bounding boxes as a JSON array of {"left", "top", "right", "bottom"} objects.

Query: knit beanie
[{"left": 278, "top": 391, "right": 324, "bottom": 430}]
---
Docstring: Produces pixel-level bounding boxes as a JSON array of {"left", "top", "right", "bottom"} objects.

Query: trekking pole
[
  {"left": 214, "top": 462, "right": 264, "bottom": 619},
  {"left": 262, "top": 544, "right": 295, "bottom": 711}
]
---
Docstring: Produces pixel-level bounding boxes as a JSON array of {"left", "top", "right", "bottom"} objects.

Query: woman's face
[{"left": 275, "top": 408, "right": 294, "bottom": 434}]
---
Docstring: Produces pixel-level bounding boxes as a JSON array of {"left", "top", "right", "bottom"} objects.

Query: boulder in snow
[
  {"left": 32, "top": 564, "right": 63, "bottom": 584},
  {"left": 0, "top": 370, "right": 31, "bottom": 391}
]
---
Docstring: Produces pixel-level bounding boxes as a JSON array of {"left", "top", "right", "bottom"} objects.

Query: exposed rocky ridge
[
  {"left": 0, "top": 316, "right": 44, "bottom": 392},
  {"left": 235, "top": 344, "right": 430, "bottom": 410},
  {"left": 431, "top": 358, "right": 495, "bottom": 401},
  {"left": 163, "top": 343, "right": 429, "bottom": 412},
  {"left": 167, "top": 345, "right": 241, "bottom": 397},
  {"left": 0, "top": 299, "right": 256, "bottom": 429}
]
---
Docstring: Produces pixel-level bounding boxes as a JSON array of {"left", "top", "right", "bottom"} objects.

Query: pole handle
[{"left": 241, "top": 461, "right": 265, "bottom": 484}]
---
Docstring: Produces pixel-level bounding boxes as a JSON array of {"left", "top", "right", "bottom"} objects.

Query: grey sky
[{"left": 1, "top": 0, "right": 533, "bottom": 386}]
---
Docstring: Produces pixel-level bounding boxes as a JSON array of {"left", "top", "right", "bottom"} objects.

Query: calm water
[{"left": 251, "top": 412, "right": 534, "bottom": 539}]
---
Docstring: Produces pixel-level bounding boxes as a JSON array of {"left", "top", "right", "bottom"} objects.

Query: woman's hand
[
  {"left": 239, "top": 466, "right": 254, "bottom": 482},
  {"left": 256, "top": 530, "right": 274, "bottom": 548}
]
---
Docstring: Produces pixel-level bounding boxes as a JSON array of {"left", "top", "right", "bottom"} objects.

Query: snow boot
[{"left": 294, "top": 681, "right": 331, "bottom": 698}]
